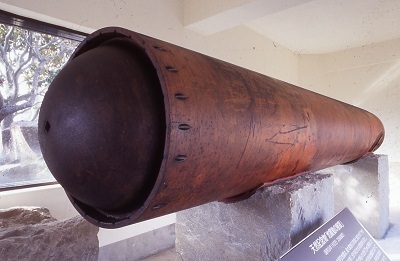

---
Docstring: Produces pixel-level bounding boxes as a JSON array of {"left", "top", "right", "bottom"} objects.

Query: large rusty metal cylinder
[{"left": 38, "top": 27, "right": 384, "bottom": 228}]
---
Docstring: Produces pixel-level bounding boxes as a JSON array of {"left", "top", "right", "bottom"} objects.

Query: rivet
[
  {"left": 165, "top": 66, "right": 178, "bottom": 72},
  {"left": 174, "top": 93, "right": 188, "bottom": 100},
  {"left": 178, "top": 123, "right": 191, "bottom": 130},
  {"left": 152, "top": 204, "right": 165, "bottom": 210},
  {"left": 174, "top": 155, "right": 187, "bottom": 162},
  {"left": 44, "top": 121, "right": 51, "bottom": 134},
  {"left": 154, "top": 46, "right": 166, "bottom": 51}
]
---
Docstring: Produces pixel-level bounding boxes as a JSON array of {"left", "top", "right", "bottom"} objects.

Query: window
[{"left": 0, "top": 10, "right": 87, "bottom": 190}]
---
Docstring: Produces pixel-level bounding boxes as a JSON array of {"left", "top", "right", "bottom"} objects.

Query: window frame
[
  {"left": 0, "top": 10, "right": 87, "bottom": 191},
  {"left": 0, "top": 10, "right": 87, "bottom": 41}
]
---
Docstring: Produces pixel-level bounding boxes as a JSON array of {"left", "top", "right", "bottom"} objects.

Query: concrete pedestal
[
  {"left": 317, "top": 154, "right": 389, "bottom": 239},
  {"left": 176, "top": 173, "right": 334, "bottom": 261}
]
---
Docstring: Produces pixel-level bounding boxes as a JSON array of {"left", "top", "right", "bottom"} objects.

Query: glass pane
[{"left": 0, "top": 23, "right": 80, "bottom": 189}]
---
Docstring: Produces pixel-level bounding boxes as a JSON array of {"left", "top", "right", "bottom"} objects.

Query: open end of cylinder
[{"left": 38, "top": 36, "right": 165, "bottom": 224}]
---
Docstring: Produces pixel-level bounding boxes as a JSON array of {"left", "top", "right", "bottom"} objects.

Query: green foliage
[{"left": 0, "top": 23, "right": 79, "bottom": 125}]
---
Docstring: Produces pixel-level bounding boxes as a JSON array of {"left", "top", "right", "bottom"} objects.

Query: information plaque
[{"left": 280, "top": 208, "right": 390, "bottom": 261}]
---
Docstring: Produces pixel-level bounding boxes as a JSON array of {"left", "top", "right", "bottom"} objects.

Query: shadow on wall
[
  {"left": 358, "top": 61, "right": 400, "bottom": 163},
  {"left": 323, "top": 57, "right": 400, "bottom": 163},
  {"left": 352, "top": 60, "right": 400, "bottom": 108}
]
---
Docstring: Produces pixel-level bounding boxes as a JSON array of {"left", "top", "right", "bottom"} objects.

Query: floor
[{"left": 142, "top": 248, "right": 177, "bottom": 261}]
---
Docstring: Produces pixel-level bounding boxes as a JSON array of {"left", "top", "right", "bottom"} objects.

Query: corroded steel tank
[{"left": 38, "top": 27, "right": 384, "bottom": 228}]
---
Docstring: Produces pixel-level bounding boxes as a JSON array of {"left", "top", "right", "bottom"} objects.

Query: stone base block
[
  {"left": 176, "top": 173, "right": 334, "bottom": 261},
  {"left": 318, "top": 154, "right": 389, "bottom": 239},
  {"left": 0, "top": 207, "right": 99, "bottom": 260}
]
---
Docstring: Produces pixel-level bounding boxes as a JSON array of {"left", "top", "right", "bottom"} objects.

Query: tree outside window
[{"left": 0, "top": 17, "right": 82, "bottom": 189}]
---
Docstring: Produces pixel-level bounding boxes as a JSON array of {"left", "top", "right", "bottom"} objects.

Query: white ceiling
[{"left": 184, "top": 0, "right": 400, "bottom": 54}]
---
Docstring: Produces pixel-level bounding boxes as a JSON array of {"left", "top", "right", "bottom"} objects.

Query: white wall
[
  {"left": 299, "top": 38, "right": 400, "bottom": 163},
  {"left": 0, "top": 185, "right": 78, "bottom": 219},
  {"left": 0, "top": 0, "right": 300, "bottom": 247},
  {"left": 0, "top": 0, "right": 298, "bottom": 84},
  {"left": 299, "top": 39, "right": 400, "bottom": 220}
]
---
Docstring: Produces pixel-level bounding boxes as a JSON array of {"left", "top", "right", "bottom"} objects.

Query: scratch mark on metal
[
  {"left": 266, "top": 125, "right": 308, "bottom": 141},
  {"left": 265, "top": 125, "right": 308, "bottom": 150},
  {"left": 236, "top": 78, "right": 255, "bottom": 167}
]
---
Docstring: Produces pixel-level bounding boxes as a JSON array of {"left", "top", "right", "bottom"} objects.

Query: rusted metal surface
[{"left": 38, "top": 27, "right": 384, "bottom": 228}]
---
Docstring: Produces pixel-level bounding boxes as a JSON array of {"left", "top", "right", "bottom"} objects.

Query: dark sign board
[{"left": 280, "top": 208, "right": 390, "bottom": 261}]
